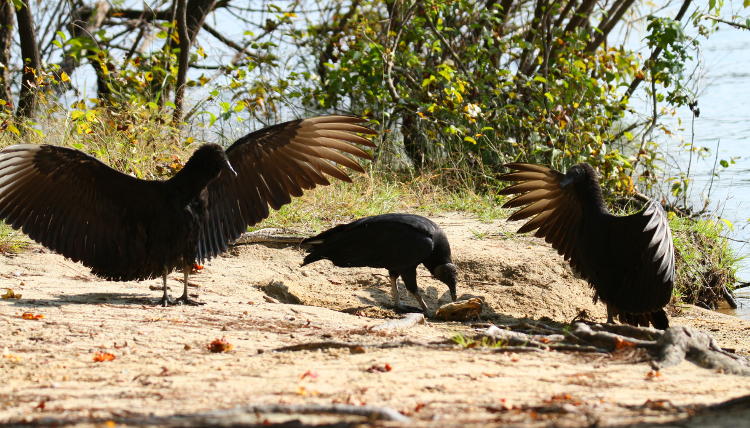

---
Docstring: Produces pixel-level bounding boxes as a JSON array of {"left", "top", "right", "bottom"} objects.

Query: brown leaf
[
  {"left": 93, "top": 352, "right": 116, "bottom": 362},
  {"left": 207, "top": 338, "right": 233, "bottom": 353}
]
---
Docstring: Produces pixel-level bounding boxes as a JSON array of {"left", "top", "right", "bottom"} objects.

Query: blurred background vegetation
[{"left": 0, "top": 0, "right": 744, "bottom": 309}]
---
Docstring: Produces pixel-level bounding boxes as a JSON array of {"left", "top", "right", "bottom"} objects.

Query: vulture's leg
[
  {"left": 388, "top": 270, "right": 400, "bottom": 307},
  {"left": 605, "top": 304, "right": 615, "bottom": 324},
  {"left": 158, "top": 267, "right": 175, "bottom": 307},
  {"left": 175, "top": 265, "right": 205, "bottom": 306},
  {"left": 402, "top": 268, "right": 429, "bottom": 315}
]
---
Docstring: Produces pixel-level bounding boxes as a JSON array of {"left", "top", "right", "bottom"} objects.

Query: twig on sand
[
  {"left": 181, "top": 403, "right": 411, "bottom": 423},
  {"left": 233, "top": 228, "right": 306, "bottom": 246},
  {"left": 371, "top": 312, "right": 425, "bottom": 331},
  {"left": 272, "top": 339, "right": 454, "bottom": 353},
  {"left": 23, "top": 403, "right": 410, "bottom": 425}
]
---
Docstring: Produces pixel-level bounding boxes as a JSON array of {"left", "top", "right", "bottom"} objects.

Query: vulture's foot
[
  {"left": 175, "top": 294, "right": 205, "bottom": 306},
  {"left": 394, "top": 304, "right": 423, "bottom": 314},
  {"left": 158, "top": 295, "right": 176, "bottom": 307}
]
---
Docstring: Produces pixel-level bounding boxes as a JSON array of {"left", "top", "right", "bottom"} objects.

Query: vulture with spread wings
[
  {"left": 499, "top": 163, "right": 674, "bottom": 329},
  {"left": 0, "top": 115, "right": 375, "bottom": 306}
]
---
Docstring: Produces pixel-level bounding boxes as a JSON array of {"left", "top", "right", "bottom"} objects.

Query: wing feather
[
  {"left": 198, "top": 115, "right": 375, "bottom": 261},
  {"left": 0, "top": 144, "right": 165, "bottom": 279}
]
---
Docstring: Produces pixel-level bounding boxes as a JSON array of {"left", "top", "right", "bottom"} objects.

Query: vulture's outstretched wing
[
  {"left": 601, "top": 200, "right": 675, "bottom": 312},
  {"left": 0, "top": 144, "right": 161, "bottom": 278},
  {"left": 198, "top": 115, "right": 376, "bottom": 261},
  {"left": 499, "top": 163, "right": 585, "bottom": 270}
]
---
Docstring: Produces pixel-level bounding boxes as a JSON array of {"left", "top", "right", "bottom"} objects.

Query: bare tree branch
[{"left": 173, "top": 0, "right": 189, "bottom": 123}]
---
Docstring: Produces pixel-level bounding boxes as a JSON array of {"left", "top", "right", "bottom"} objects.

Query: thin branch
[
  {"left": 702, "top": 14, "right": 750, "bottom": 30},
  {"left": 173, "top": 0, "right": 190, "bottom": 123},
  {"left": 424, "top": 12, "right": 472, "bottom": 77}
]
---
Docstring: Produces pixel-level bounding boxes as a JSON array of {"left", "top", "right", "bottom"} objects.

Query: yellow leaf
[
  {"left": 60, "top": 71, "right": 70, "bottom": 82},
  {"left": 1, "top": 288, "right": 21, "bottom": 299},
  {"left": 6, "top": 124, "right": 19, "bottom": 135}
]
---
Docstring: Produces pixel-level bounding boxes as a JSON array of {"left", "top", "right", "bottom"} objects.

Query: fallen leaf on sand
[
  {"left": 435, "top": 298, "right": 482, "bottom": 321},
  {"left": 614, "top": 337, "right": 636, "bottom": 350},
  {"left": 300, "top": 370, "right": 318, "bottom": 380},
  {"left": 21, "top": 312, "right": 43, "bottom": 320},
  {"left": 366, "top": 363, "right": 393, "bottom": 373},
  {"left": 93, "top": 352, "right": 116, "bottom": 362},
  {"left": 207, "top": 338, "right": 233, "bottom": 353},
  {"left": 2, "top": 288, "right": 21, "bottom": 299}
]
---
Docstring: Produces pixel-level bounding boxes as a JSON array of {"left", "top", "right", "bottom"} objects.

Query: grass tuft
[
  {"left": 670, "top": 215, "right": 739, "bottom": 309},
  {"left": 254, "top": 172, "right": 508, "bottom": 233}
]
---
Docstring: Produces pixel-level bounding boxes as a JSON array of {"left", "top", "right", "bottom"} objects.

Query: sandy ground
[{"left": 1, "top": 213, "right": 750, "bottom": 427}]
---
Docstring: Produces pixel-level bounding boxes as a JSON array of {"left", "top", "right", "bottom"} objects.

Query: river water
[{"left": 661, "top": 24, "right": 750, "bottom": 318}]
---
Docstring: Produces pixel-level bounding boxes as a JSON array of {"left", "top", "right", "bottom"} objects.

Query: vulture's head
[{"left": 433, "top": 263, "right": 458, "bottom": 301}]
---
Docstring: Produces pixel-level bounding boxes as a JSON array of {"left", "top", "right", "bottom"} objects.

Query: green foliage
[
  {"left": 296, "top": 1, "right": 653, "bottom": 193},
  {"left": 451, "top": 333, "right": 506, "bottom": 349},
  {"left": 645, "top": 16, "right": 697, "bottom": 106},
  {"left": 669, "top": 215, "right": 739, "bottom": 309},
  {"left": 255, "top": 172, "right": 507, "bottom": 233}
]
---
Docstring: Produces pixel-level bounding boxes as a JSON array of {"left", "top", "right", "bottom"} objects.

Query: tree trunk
[
  {"left": 185, "top": 0, "right": 218, "bottom": 41},
  {"left": 15, "top": 0, "right": 40, "bottom": 119},
  {"left": 0, "top": 1, "right": 14, "bottom": 105}
]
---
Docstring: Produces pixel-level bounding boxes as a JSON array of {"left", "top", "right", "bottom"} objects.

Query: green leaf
[
  {"left": 543, "top": 92, "right": 554, "bottom": 102},
  {"left": 533, "top": 75, "right": 547, "bottom": 83},
  {"left": 720, "top": 218, "right": 734, "bottom": 230}
]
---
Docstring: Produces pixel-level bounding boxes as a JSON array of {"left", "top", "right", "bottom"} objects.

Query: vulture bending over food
[
  {"left": 0, "top": 115, "right": 375, "bottom": 306},
  {"left": 301, "top": 213, "right": 458, "bottom": 314},
  {"left": 500, "top": 163, "right": 674, "bottom": 329}
]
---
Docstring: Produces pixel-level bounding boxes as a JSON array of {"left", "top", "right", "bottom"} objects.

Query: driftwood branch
[
  {"left": 272, "top": 339, "right": 453, "bottom": 353},
  {"left": 233, "top": 228, "right": 306, "bottom": 246},
  {"left": 371, "top": 312, "right": 425, "bottom": 331},
  {"left": 479, "top": 322, "right": 750, "bottom": 375},
  {"left": 189, "top": 403, "right": 411, "bottom": 423},
  {"left": 652, "top": 326, "right": 750, "bottom": 375},
  {"left": 20, "top": 403, "right": 410, "bottom": 425}
]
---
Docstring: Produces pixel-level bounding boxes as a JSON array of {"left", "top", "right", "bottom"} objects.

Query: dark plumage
[
  {"left": 499, "top": 163, "right": 674, "bottom": 329},
  {"left": 301, "top": 213, "right": 458, "bottom": 313},
  {"left": 0, "top": 115, "right": 375, "bottom": 305}
]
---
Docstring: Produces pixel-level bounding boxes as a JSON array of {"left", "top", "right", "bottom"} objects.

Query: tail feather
[
  {"left": 301, "top": 252, "right": 324, "bottom": 266},
  {"left": 616, "top": 309, "right": 669, "bottom": 330}
]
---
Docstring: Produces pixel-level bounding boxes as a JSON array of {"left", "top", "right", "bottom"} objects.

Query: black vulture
[
  {"left": 301, "top": 213, "right": 458, "bottom": 313},
  {"left": 499, "top": 163, "right": 674, "bottom": 329},
  {"left": 0, "top": 115, "right": 375, "bottom": 306}
]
